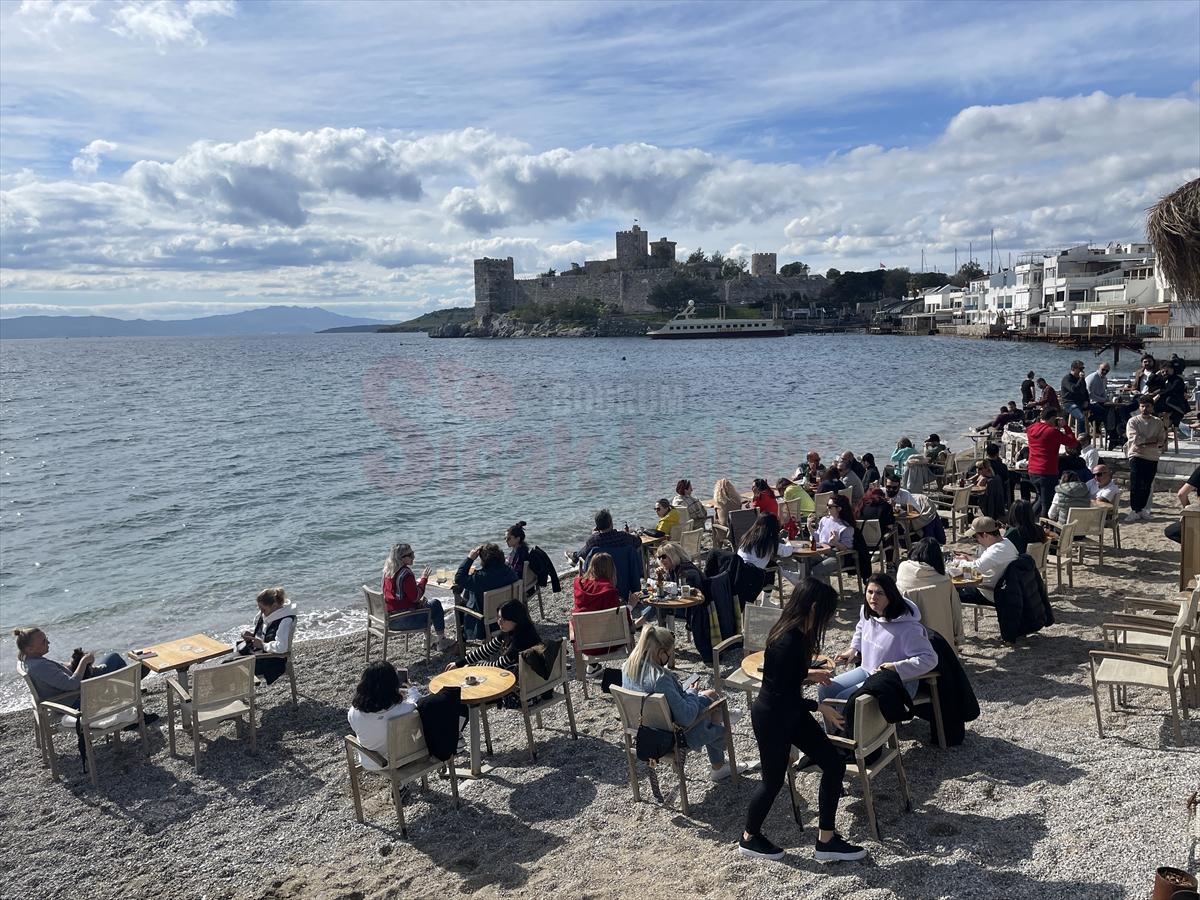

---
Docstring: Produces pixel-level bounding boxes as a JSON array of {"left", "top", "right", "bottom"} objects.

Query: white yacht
[{"left": 646, "top": 302, "right": 786, "bottom": 340}]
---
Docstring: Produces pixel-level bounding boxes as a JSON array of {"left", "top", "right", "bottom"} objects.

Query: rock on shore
[
  {"left": 431, "top": 313, "right": 651, "bottom": 338},
  {"left": 2, "top": 494, "right": 1197, "bottom": 899}
]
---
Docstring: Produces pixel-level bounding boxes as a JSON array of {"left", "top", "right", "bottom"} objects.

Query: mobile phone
[
  {"left": 682, "top": 674, "right": 702, "bottom": 691},
  {"left": 397, "top": 667, "right": 410, "bottom": 685},
  {"left": 131, "top": 650, "right": 158, "bottom": 660}
]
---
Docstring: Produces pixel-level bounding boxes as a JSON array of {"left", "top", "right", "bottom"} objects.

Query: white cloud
[
  {"left": 15, "top": 0, "right": 97, "bottom": 34},
  {"left": 70, "top": 138, "right": 117, "bottom": 175},
  {"left": 109, "top": 0, "right": 234, "bottom": 48}
]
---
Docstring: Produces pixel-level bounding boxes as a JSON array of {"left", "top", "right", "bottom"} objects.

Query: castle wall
[
  {"left": 512, "top": 267, "right": 678, "bottom": 313},
  {"left": 723, "top": 274, "right": 826, "bottom": 304}
]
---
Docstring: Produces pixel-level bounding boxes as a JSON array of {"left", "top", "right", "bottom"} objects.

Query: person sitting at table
[
  {"left": 890, "top": 437, "right": 916, "bottom": 474},
  {"left": 923, "top": 434, "right": 949, "bottom": 465},
  {"left": 622, "top": 625, "right": 733, "bottom": 782},
  {"left": 839, "top": 450, "right": 867, "bottom": 481},
  {"left": 980, "top": 403, "right": 1023, "bottom": 431},
  {"left": 792, "top": 450, "right": 821, "bottom": 483},
  {"left": 1150, "top": 361, "right": 1190, "bottom": 427},
  {"left": 1166, "top": 465, "right": 1200, "bottom": 543},
  {"left": 1047, "top": 471, "right": 1092, "bottom": 525},
  {"left": 1003, "top": 499, "right": 1045, "bottom": 554},
  {"left": 381, "top": 543, "right": 453, "bottom": 652},
  {"left": 739, "top": 578, "right": 867, "bottom": 863},
  {"left": 454, "top": 543, "right": 520, "bottom": 641},
  {"left": 954, "top": 517, "right": 1018, "bottom": 606},
  {"left": 570, "top": 508, "right": 641, "bottom": 563},
  {"left": 855, "top": 486, "right": 898, "bottom": 564},
  {"left": 895, "top": 537, "right": 950, "bottom": 596},
  {"left": 572, "top": 552, "right": 631, "bottom": 673},
  {"left": 1130, "top": 355, "right": 1157, "bottom": 393},
  {"left": 816, "top": 466, "right": 845, "bottom": 496},
  {"left": 235, "top": 586, "right": 297, "bottom": 684},
  {"left": 823, "top": 572, "right": 937, "bottom": 703},
  {"left": 972, "top": 459, "right": 1008, "bottom": 522},
  {"left": 860, "top": 452, "right": 881, "bottom": 488},
  {"left": 776, "top": 477, "right": 815, "bottom": 516},
  {"left": 712, "top": 479, "right": 744, "bottom": 528},
  {"left": 883, "top": 472, "right": 915, "bottom": 509},
  {"left": 641, "top": 498, "right": 681, "bottom": 538},
  {"left": 654, "top": 541, "right": 706, "bottom": 594},
  {"left": 1057, "top": 443, "right": 1094, "bottom": 487},
  {"left": 672, "top": 479, "right": 708, "bottom": 529},
  {"left": 808, "top": 494, "right": 859, "bottom": 587},
  {"left": 837, "top": 458, "right": 864, "bottom": 504},
  {"left": 504, "top": 521, "right": 531, "bottom": 578},
  {"left": 747, "top": 478, "right": 779, "bottom": 517},
  {"left": 738, "top": 513, "right": 796, "bottom": 578},
  {"left": 1087, "top": 464, "right": 1120, "bottom": 508},
  {"left": 1078, "top": 434, "right": 1100, "bottom": 470},
  {"left": 13, "top": 626, "right": 133, "bottom": 706},
  {"left": 984, "top": 443, "right": 1013, "bottom": 498},
  {"left": 347, "top": 660, "right": 423, "bottom": 770},
  {"left": 446, "top": 599, "right": 541, "bottom": 672}
]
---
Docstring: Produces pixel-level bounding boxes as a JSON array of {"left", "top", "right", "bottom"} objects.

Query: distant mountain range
[{"left": 0, "top": 305, "right": 390, "bottom": 339}]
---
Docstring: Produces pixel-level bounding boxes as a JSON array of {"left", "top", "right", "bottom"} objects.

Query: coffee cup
[{"left": 464, "top": 675, "right": 480, "bottom": 686}]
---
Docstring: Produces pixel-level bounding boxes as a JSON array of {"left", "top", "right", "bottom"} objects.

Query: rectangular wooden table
[{"left": 131, "top": 633, "right": 232, "bottom": 687}]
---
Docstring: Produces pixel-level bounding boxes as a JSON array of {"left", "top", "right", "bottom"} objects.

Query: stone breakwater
[{"left": 431, "top": 313, "right": 651, "bottom": 339}]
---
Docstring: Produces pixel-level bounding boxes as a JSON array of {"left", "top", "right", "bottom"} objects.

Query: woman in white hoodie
[
  {"left": 347, "top": 660, "right": 421, "bottom": 770},
  {"left": 236, "top": 586, "right": 297, "bottom": 684},
  {"left": 895, "top": 538, "right": 951, "bottom": 597}
]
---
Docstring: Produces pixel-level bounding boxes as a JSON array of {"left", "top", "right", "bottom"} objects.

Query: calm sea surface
[{"left": 0, "top": 332, "right": 1104, "bottom": 710}]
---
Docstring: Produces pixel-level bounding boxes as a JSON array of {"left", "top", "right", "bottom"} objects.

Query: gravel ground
[{"left": 3, "top": 493, "right": 1198, "bottom": 900}]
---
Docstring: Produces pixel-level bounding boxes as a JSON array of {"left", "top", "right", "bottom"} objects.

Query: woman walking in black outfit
[{"left": 738, "top": 578, "right": 868, "bottom": 862}]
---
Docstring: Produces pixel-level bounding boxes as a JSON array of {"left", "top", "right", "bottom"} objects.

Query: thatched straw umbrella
[{"left": 1148, "top": 177, "right": 1200, "bottom": 303}]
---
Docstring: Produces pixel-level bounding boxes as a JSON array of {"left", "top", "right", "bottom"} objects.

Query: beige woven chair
[
  {"left": 167, "top": 655, "right": 256, "bottom": 773},
  {"left": 859, "top": 519, "right": 892, "bottom": 573},
  {"left": 679, "top": 527, "right": 706, "bottom": 564},
  {"left": 521, "top": 566, "right": 546, "bottom": 619},
  {"left": 1042, "top": 520, "right": 1077, "bottom": 591},
  {"left": 454, "top": 581, "right": 523, "bottom": 658},
  {"left": 251, "top": 650, "right": 299, "bottom": 706},
  {"left": 20, "top": 669, "right": 77, "bottom": 777},
  {"left": 711, "top": 522, "right": 731, "bottom": 551},
  {"left": 1102, "top": 494, "right": 1122, "bottom": 550},
  {"left": 839, "top": 487, "right": 855, "bottom": 504},
  {"left": 711, "top": 603, "right": 782, "bottom": 703},
  {"left": 1115, "top": 585, "right": 1200, "bottom": 707},
  {"left": 570, "top": 606, "right": 633, "bottom": 699},
  {"left": 812, "top": 491, "right": 834, "bottom": 515},
  {"left": 363, "top": 585, "right": 432, "bottom": 663},
  {"left": 344, "top": 709, "right": 459, "bottom": 835},
  {"left": 1089, "top": 601, "right": 1192, "bottom": 744},
  {"left": 516, "top": 642, "right": 578, "bottom": 761},
  {"left": 1066, "top": 505, "right": 1107, "bottom": 566},
  {"left": 610, "top": 685, "right": 738, "bottom": 816},
  {"left": 934, "top": 486, "right": 975, "bottom": 541},
  {"left": 907, "top": 582, "right": 962, "bottom": 649},
  {"left": 1025, "top": 540, "right": 1049, "bottom": 583},
  {"left": 30, "top": 665, "right": 148, "bottom": 787},
  {"left": 789, "top": 693, "right": 912, "bottom": 839}
]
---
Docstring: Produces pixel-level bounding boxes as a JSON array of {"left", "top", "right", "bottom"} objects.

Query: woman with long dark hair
[
  {"left": 738, "top": 579, "right": 867, "bottom": 863},
  {"left": 1004, "top": 499, "right": 1045, "bottom": 553},
  {"left": 737, "top": 513, "right": 795, "bottom": 571},
  {"left": 504, "top": 521, "right": 530, "bottom": 577},
  {"left": 895, "top": 537, "right": 950, "bottom": 596},
  {"left": 809, "top": 494, "right": 857, "bottom": 587},
  {"left": 445, "top": 599, "right": 541, "bottom": 672}
]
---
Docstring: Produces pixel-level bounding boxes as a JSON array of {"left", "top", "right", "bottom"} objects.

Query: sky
[{"left": 1, "top": 0, "right": 1198, "bottom": 321}]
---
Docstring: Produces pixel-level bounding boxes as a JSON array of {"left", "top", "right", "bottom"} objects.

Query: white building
[{"left": 1040, "top": 242, "right": 1171, "bottom": 334}]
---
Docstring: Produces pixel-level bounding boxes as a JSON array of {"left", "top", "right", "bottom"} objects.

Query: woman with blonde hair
[
  {"left": 712, "top": 479, "right": 743, "bottom": 527},
  {"left": 622, "top": 625, "right": 732, "bottom": 781},
  {"left": 236, "top": 586, "right": 299, "bottom": 683},
  {"left": 382, "top": 543, "right": 452, "bottom": 651}
]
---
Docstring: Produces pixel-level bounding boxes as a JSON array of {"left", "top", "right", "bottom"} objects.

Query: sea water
[{"left": 0, "top": 331, "right": 1101, "bottom": 710}]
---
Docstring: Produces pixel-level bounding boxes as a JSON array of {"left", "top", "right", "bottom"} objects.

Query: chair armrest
[
  {"left": 711, "top": 635, "right": 744, "bottom": 655},
  {"left": 452, "top": 605, "right": 484, "bottom": 621},
  {"left": 344, "top": 734, "right": 388, "bottom": 769},
  {"left": 166, "top": 677, "right": 192, "bottom": 703},
  {"left": 254, "top": 651, "right": 290, "bottom": 660},
  {"left": 1122, "top": 598, "right": 1184, "bottom": 615},
  {"left": 682, "top": 696, "right": 727, "bottom": 731},
  {"left": 1100, "top": 618, "right": 1175, "bottom": 637},
  {"left": 40, "top": 700, "right": 80, "bottom": 716},
  {"left": 826, "top": 734, "right": 855, "bottom": 750},
  {"left": 824, "top": 698, "right": 848, "bottom": 708},
  {"left": 387, "top": 608, "right": 431, "bottom": 624},
  {"left": 1088, "top": 649, "right": 1171, "bottom": 667},
  {"left": 917, "top": 671, "right": 939, "bottom": 684}
]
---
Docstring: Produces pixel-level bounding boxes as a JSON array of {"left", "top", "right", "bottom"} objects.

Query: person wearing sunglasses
[{"left": 807, "top": 495, "right": 857, "bottom": 588}]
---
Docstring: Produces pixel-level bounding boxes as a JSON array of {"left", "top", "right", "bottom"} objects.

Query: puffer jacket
[
  {"left": 1048, "top": 479, "right": 1092, "bottom": 524},
  {"left": 993, "top": 555, "right": 1054, "bottom": 641}
]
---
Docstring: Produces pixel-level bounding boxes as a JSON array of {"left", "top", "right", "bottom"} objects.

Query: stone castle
[{"left": 473, "top": 224, "right": 825, "bottom": 318}]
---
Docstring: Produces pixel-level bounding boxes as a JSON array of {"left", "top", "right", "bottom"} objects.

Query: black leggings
[{"left": 745, "top": 700, "right": 846, "bottom": 835}]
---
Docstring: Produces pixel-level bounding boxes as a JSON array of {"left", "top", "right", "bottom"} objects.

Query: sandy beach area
[{"left": 3, "top": 491, "right": 1198, "bottom": 900}]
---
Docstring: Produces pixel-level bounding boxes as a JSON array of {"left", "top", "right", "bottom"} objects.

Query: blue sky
[{"left": 1, "top": 0, "right": 1198, "bottom": 319}]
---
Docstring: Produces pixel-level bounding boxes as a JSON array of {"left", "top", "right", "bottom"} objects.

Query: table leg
[{"left": 458, "top": 703, "right": 499, "bottom": 779}]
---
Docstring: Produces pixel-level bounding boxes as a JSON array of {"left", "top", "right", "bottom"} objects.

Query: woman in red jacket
[
  {"left": 571, "top": 552, "right": 631, "bottom": 675},
  {"left": 382, "top": 543, "right": 454, "bottom": 651}
]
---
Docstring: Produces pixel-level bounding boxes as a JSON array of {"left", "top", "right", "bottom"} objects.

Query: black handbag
[{"left": 634, "top": 696, "right": 676, "bottom": 761}]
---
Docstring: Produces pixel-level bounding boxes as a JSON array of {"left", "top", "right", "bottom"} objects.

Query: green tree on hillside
[
  {"left": 825, "top": 267, "right": 841, "bottom": 280},
  {"left": 648, "top": 275, "right": 718, "bottom": 313},
  {"left": 951, "top": 261, "right": 985, "bottom": 287},
  {"left": 780, "top": 261, "right": 810, "bottom": 277},
  {"left": 686, "top": 248, "right": 707, "bottom": 265}
]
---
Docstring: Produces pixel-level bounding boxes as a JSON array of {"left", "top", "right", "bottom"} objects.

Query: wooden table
[
  {"left": 429, "top": 665, "right": 516, "bottom": 778},
  {"left": 739, "top": 650, "right": 833, "bottom": 682},
  {"left": 130, "top": 633, "right": 232, "bottom": 688},
  {"left": 950, "top": 574, "right": 984, "bottom": 588}
]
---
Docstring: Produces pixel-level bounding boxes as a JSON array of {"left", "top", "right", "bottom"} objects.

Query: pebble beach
[{"left": 3, "top": 490, "right": 1198, "bottom": 900}]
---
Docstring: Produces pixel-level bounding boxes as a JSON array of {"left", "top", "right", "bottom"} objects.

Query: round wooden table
[
  {"left": 739, "top": 650, "right": 834, "bottom": 682},
  {"left": 950, "top": 574, "right": 984, "bottom": 588},
  {"left": 787, "top": 542, "right": 835, "bottom": 558},
  {"left": 429, "top": 666, "right": 516, "bottom": 777}
]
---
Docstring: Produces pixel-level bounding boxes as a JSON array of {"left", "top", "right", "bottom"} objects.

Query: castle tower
[
  {"left": 751, "top": 252, "right": 777, "bottom": 277},
  {"left": 650, "top": 236, "right": 677, "bottom": 262},
  {"left": 473, "top": 257, "right": 517, "bottom": 317},
  {"left": 615, "top": 224, "right": 649, "bottom": 270}
]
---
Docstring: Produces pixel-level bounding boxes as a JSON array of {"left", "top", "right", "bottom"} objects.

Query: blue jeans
[
  {"left": 682, "top": 716, "right": 727, "bottom": 766},
  {"left": 1063, "top": 403, "right": 1087, "bottom": 434},
  {"left": 818, "top": 665, "right": 918, "bottom": 703},
  {"left": 388, "top": 600, "right": 446, "bottom": 634},
  {"left": 1028, "top": 473, "right": 1059, "bottom": 518},
  {"left": 811, "top": 555, "right": 842, "bottom": 586}
]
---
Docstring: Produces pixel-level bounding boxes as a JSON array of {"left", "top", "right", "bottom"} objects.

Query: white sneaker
[
  {"left": 710, "top": 763, "right": 732, "bottom": 782},
  {"left": 1121, "top": 512, "right": 1141, "bottom": 525}
]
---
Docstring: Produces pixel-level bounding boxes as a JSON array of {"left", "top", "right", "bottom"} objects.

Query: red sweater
[
  {"left": 572, "top": 577, "right": 630, "bottom": 657},
  {"left": 382, "top": 566, "right": 426, "bottom": 614},
  {"left": 1026, "top": 421, "right": 1079, "bottom": 476},
  {"left": 752, "top": 491, "right": 779, "bottom": 517}
]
